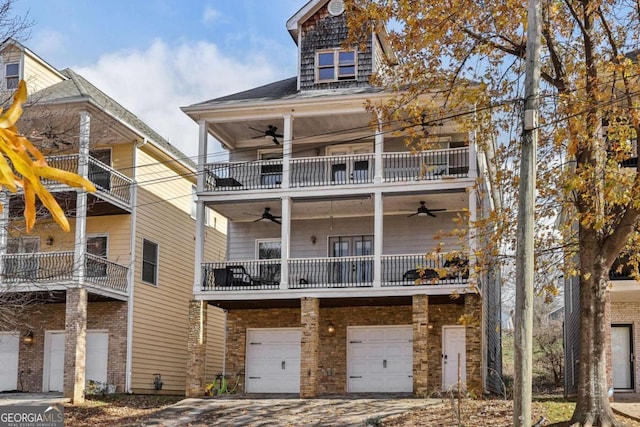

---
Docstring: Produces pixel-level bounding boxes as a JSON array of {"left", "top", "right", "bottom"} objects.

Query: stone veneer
[
  {"left": 2, "top": 298, "right": 127, "bottom": 395},
  {"left": 64, "top": 287, "right": 87, "bottom": 403},
  {"left": 223, "top": 295, "right": 482, "bottom": 396},
  {"left": 185, "top": 300, "right": 207, "bottom": 397},
  {"left": 300, "top": 297, "right": 319, "bottom": 398}
]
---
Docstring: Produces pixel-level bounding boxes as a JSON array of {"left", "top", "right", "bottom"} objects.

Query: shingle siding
[{"left": 299, "top": 8, "right": 373, "bottom": 91}]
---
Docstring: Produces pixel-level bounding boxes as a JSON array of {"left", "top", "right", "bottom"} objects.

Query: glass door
[
  {"left": 327, "top": 144, "right": 373, "bottom": 184},
  {"left": 86, "top": 235, "right": 108, "bottom": 277},
  {"left": 259, "top": 150, "right": 283, "bottom": 187},
  {"left": 89, "top": 149, "right": 112, "bottom": 190},
  {"left": 6, "top": 237, "right": 40, "bottom": 279},
  {"left": 328, "top": 235, "right": 373, "bottom": 284},
  {"left": 257, "top": 239, "right": 281, "bottom": 283}
]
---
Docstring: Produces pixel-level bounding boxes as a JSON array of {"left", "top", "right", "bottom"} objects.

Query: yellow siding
[
  {"left": 22, "top": 52, "right": 64, "bottom": 94},
  {"left": 130, "top": 147, "right": 227, "bottom": 393},
  {"left": 205, "top": 306, "right": 226, "bottom": 383}
]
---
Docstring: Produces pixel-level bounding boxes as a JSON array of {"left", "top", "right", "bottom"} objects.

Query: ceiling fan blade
[
  {"left": 253, "top": 218, "right": 263, "bottom": 222},
  {"left": 407, "top": 212, "right": 418, "bottom": 217},
  {"left": 272, "top": 137, "right": 280, "bottom": 145},
  {"left": 430, "top": 208, "right": 447, "bottom": 212},
  {"left": 271, "top": 218, "right": 282, "bottom": 225},
  {"left": 427, "top": 211, "right": 437, "bottom": 218}
]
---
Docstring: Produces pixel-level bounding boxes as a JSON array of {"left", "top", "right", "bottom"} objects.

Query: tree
[{"left": 348, "top": 0, "right": 640, "bottom": 425}]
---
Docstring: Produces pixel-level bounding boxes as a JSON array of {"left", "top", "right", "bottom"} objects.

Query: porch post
[
  {"left": 280, "top": 196, "right": 291, "bottom": 289},
  {"left": 194, "top": 120, "right": 208, "bottom": 293},
  {"left": 0, "top": 191, "right": 8, "bottom": 279},
  {"left": 468, "top": 130, "right": 478, "bottom": 178},
  {"left": 73, "top": 111, "right": 91, "bottom": 284},
  {"left": 186, "top": 299, "right": 207, "bottom": 397},
  {"left": 468, "top": 187, "right": 478, "bottom": 287},
  {"left": 413, "top": 295, "right": 429, "bottom": 397},
  {"left": 64, "top": 287, "right": 87, "bottom": 403},
  {"left": 374, "top": 112, "right": 384, "bottom": 184},
  {"left": 464, "top": 293, "right": 483, "bottom": 394},
  {"left": 282, "top": 114, "right": 293, "bottom": 189},
  {"left": 373, "top": 191, "right": 383, "bottom": 287},
  {"left": 300, "top": 297, "right": 319, "bottom": 398}
]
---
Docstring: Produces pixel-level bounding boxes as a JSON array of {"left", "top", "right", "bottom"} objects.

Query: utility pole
[{"left": 513, "top": 0, "right": 541, "bottom": 424}]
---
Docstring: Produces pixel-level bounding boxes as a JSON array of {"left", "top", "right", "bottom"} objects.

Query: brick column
[
  {"left": 300, "top": 297, "right": 319, "bottom": 398},
  {"left": 64, "top": 287, "right": 87, "bottom": 403},
  {"left": 464, "top": 293, "right": 482, "bottom": 395},
  {"left": 186, "top": 300, "right": 208, "bottom": 397},
  {"left": 413, "top": 295, "right": 429, "bottom": 397}
]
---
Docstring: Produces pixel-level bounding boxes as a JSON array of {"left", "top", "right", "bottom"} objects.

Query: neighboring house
[
  {"left": 182, "top": 0, "right": 502, "bottom": 397},
  {"left": 565, "top": 256, "right": 640, "bottom": 396},
  {"left": 0, "top": 39, "right": 227, "bottom": 402}
]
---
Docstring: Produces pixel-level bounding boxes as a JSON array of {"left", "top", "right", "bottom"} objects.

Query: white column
[
  {"left": 374, "top": 112, "right": 384, "bottom": 184},
  {"left": 0, "top": 191, "right": 8, "bottom": 281},
  {"left": 468, "top": 130, "right": 478, "bottom": 178},
  {"left": 373, "top": 191, "right": 383, "bottom": 287},
  {"left": 280, "top": 196, "right": 291, "bottom": 290},
  {"left": 194, "top": 120, "right": 208, "bottom": 293},
  {"left": 282, "top": 115, "right": 293, "bottom": 189},
  {"left": 468, "top": 188, "right": 478, "bottom": 282},
  {"left": 73, "top": 111, "right": 90, "bottom": 284}
]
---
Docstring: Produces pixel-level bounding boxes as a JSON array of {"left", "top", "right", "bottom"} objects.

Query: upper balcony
[
  {"left": 0, "top": 251, "right": 129, "bottom": 300},
  {"left": 204, "top": 147, "right": 470, "bottom": 194}
]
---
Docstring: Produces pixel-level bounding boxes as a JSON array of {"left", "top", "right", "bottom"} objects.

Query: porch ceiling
[{"left": 208, "top": 190, "right": 469, "bottom": 222}]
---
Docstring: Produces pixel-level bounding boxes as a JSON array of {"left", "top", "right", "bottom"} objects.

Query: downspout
[{"left": 125, "top": 140, "right": 143, "bottom": 393}]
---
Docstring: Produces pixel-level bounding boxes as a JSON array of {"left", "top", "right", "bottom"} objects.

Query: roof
[
  {"left": 29, "top": 68, "right": 195, "bottom": 170},
  {"left": 184, "top": 76, "right": 384, "bottom": 112}
]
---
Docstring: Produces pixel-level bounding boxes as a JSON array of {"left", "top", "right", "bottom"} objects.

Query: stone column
[
  {"left": 464, "top": 293, "right": 482, "bottom": 394},
  {"left": 64, "top": 287, "right": 87, "bottom": 403},
  {"left": 186, "top": 300, "right": 207, "bottom": 397},
  {"left": 300, "top": 297, "right": 319, "bottom": 398},
  {"left": 413, "top": 295, "right": 429, "bottom": 397}
]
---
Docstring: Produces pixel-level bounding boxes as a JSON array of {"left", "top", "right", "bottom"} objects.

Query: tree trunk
[{"left": 570, "top": 238, "right": 620, "bottom": 427}]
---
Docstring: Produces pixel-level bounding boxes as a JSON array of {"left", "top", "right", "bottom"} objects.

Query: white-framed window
[
  {"left": 6, "top": 236, "right": 39, "bottom": 278},
  {"left": 317, "top": 49, "right": 356, "bottom": 82},
  {"left": 86, "top": 234, "right": 108, "bottom": 277},
  {"left": 258, "top": 149, "right": 283, "bottom": 186},
  {"left": 142, "top": 238, "right": 159, "bottom": 285},
  {"left": 256, "top": 239, "right": 281, "bottom": 282},
  {"left": 5, "top": 63, "right": 19, "bottom": 90}
]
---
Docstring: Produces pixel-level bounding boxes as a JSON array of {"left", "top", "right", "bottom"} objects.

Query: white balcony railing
[{"left": 204, "top": 148, "right": 470, "bottom": 192}]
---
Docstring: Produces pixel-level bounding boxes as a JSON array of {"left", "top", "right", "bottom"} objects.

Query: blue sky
[{"left": 12, "top": 0, "right": 304, "bottom": 159}]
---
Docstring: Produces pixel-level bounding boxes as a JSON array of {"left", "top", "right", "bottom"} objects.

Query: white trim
[
  {"left": 125, "top": 149, "right": 139, "bottom": 393},
  {"left": 316, "top": 48, "right": 358, "bottom": 83},
  {"left": 255, "top": 238, "right": 281, "bottom": 259},
  {"left": 86, "top": 233, "right": 109, "bottom": 258}
]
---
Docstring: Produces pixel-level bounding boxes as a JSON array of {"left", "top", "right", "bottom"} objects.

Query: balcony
[
  {"left": 45, "top": 154, "right": 134, "bottom": 207},
  {"left": 204, "top": 148, "right": 470, "bottom": 192},
  {"left": 0, "top": 251, "right": 129, "bottom": 299},
  {"left": 200, "top": 253, "right": 469, "bottom": 293}
]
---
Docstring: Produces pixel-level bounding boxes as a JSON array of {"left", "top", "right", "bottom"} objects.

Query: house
[
  {"left": 564, "top": 256, "right": 640, "bottom": 395},
  {"left": 0, "top": 39, "right": 227, "bottom": 402},
  {"left": 182, "top": 0, "right": 502, "bottom": 397}
]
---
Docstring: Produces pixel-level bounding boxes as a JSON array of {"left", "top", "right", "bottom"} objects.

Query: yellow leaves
[{"left": 0, "top": 80, "right": 96, "bottom": 232}]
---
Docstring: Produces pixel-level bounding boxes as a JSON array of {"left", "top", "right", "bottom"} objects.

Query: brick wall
[
  {"left": 2, "top": 299, "right": 127, "bottom": 393},
  {"left": 465, "top": 293, "right": 483, "bottom": 395},
  {"left": 185, "top": 300, "right": 207, "bottom": 397},
  {"left": 300, "top": 297, "right": 319, "bottom": 398},
  {"left": 225, "top": 299, "right": 480, "bottom": 396}
]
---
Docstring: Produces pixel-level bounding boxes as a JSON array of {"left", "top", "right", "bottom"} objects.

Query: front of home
[
  {"left": 183, "top": 0, "right": 502, "bottom": 397},
  {"left": 0, "top": 39, "right": 227, "bottom": 401}
]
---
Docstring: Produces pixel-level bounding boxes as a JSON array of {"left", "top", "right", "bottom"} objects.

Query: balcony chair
[{"left": 402, "top": 268, "right": 440, "bottom": 284}]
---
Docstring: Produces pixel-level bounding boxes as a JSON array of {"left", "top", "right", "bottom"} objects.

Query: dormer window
[
  {"left": 317, "top": 49, "right": 356, "bottom": 82},
  {"left": 5, "top": 63, "right": 19, "bottom": 90}
]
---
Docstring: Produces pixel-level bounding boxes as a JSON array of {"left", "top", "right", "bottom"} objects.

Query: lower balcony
[
  {"left": 0, "top": 251, "right": 129, "bottom": 299},
  {"left": 200, "top": 253, "right": 469, "bottom": 295}
]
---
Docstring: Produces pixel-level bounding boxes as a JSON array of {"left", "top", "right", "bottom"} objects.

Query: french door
[
  {"left": 327, "top": 144, "right": 373, "bottom": 184},
  {"left": 328, "top": 235, "right": 373, "bottom": 284}
]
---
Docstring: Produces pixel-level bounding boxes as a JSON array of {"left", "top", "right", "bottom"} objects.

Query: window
[
  {"left": 89, "top": 148, "right": 112, "bottom": 190},
  {"left": 259, "top": 150, "right": 283, "bottom": 187},
  {"left": 86, "top": 235, "right": 108, "bottom": 277},
  {"left": 256, "top": 239, "right": 281, "bottom": 283},
  {"left": 5, "top": 237, "right": 39, "bottom": 279},
  {"left": 5, "top": 63, "right": 19, "bottom": 90},
  {"left": 317, "top": 49, "right": 356, "bottom": 82},
  {"left": 142, "top": 239, "right": 158, "bottom": 285}
]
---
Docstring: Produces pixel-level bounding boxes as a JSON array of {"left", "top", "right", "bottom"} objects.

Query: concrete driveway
[
  {"left": 0, "top": 392, "right": 69, "bottom": 407},
  {"left": 138, "top": 394, "right": 440, "bottom": 427}
]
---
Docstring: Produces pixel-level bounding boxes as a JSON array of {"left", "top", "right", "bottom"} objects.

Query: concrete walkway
[
  {"left": 0, "top": 392, "right": 69, "bottom": 407},
  {"left": 612, "top": 393, "right": 640, "bottom": 422},
  {"left": 138, "top": 395, "right": 441, "bottom": 427}
]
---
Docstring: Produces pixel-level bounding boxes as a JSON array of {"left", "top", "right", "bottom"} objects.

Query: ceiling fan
[
  {"left": 254, "top": 207, "right": 281, "bottom": 224},
  {"left": 408, "top": 201, "right": 446, "bottom": 218},
  {"left": 249, "top": 124, "right": 283, "bottom": 145}
]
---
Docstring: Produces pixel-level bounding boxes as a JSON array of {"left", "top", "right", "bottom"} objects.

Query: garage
[
  {"left": 245, "top": 328, "right": 301, "bottom": 393},
  {"left": 44, "top": 331, "right": 109, "bottom": 392},
  {"left": 0, "top": 332, "right": 19, "bottom": 391},
  {"left": 347, "top": 325, "right": 413, "bottom": 392}
]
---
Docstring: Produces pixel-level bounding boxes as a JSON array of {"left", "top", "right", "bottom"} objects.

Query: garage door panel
[
  {"left": 0, "top": 333, "right": 19, "bottom": 391},
  {"left": 246, "top": 329, "right": 300, "bottom": 393},
  {"left": 347, "top": 326, "right": 413, "bottom": 393}
]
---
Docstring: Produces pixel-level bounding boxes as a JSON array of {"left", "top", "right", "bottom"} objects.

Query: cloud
[
  {"left": 75, "top": 38, "right": 290, "bottom": 161},
  {"left": 202, "top": 6, "right": 222, "bottom": 24}
]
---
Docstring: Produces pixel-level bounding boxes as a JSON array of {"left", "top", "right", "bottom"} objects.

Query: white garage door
[
  {"left": 44, "top": 331, "right": 109, "bottom": 392},
  {"left": 245, "top": 329, "right": 300, "bottom": 393},
  {"left": 347, "top": 326, "right": 413, "bottom": 392},
  {"left": 0, "top": 333, "right": 19, "bottom": 391}
]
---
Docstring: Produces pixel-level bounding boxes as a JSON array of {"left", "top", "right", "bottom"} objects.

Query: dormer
[
  {"left": 287, "top": 0, "right": 397, "bottom": 91},
  {"left": 0, "top": 38, "right": 65, "bottom": 96}
]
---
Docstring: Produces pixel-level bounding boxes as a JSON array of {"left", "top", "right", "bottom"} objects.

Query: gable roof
[{"left": 29, "top": 68, "right": 194, "bottom": 170}]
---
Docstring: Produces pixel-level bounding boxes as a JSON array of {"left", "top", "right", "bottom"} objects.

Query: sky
[{"left": 12, "top": 0, "right": 303, "bottom": 161}]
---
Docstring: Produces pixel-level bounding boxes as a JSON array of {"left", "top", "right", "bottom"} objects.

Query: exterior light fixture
[
  {"left": 46, "top": 236, "right": 54, "bottom": 245},
  {"left": 23, "top": 330, "right": 34, "bottom": 344},
  {"left": 327, "top": 322, "right": 336, "bottom": 336}
]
